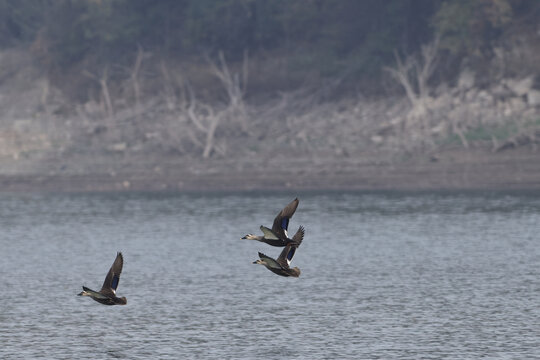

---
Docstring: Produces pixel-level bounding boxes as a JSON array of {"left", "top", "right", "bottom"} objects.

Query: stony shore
[{"left": 1, "top": 47, "right": 539, "bottom": 195}]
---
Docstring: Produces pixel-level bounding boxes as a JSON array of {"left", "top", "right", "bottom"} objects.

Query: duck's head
[{"left": 290, "top": 267, "right": 301, "bottom": 277}]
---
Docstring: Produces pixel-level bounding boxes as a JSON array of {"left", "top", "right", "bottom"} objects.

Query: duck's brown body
[
  {"left": 79, "top": 286, "right": 127, "bottom": 305},
  {"left": 264, "top": 264, "right": 301, "bottom": 277}
]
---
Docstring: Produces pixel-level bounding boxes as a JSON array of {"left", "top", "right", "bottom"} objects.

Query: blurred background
[{"left": 0, "top": 0, "right": 539, "bottom": 191}]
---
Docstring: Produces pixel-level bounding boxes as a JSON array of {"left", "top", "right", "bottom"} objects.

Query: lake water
[{"left": 1, "top": 191, "right": 540, "bottom": 359}]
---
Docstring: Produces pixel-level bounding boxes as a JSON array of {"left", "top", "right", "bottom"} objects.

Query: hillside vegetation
[{"left": 0, "top": 0, "right": 539, "bottom": 190}]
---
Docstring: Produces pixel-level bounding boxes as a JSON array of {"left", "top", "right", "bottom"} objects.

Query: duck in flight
[
  {"left": 242, "top": 198, "right": 301, "bottom": 247},
  {"left": 253, "top": 225, "right": 304, "bottom": 277},
  {"left": 78, "top": 252, "right": 127, "bottom": 305}
]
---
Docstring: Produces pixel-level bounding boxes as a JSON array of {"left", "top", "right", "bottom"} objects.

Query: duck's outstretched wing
[
  {"left": 291, "top": 226, "right": 305, "bottom": 246},
  {"left": 101, "top": 252, "right": 124, "bottom": 295},
  {"left": 271, "top": 198, "right": 299, "bottom": 240},
  {"left": 258, "top": 252, "right": 282, "bottom": 269},
  {"left": 260, "top": 225, "right": 280, "bottom": 240},
  {"left": 276, "top": 226, "right": 304, "bottom": 267},
  {"left": 276, "top": 245, "right": 297, "bottom": 269}
]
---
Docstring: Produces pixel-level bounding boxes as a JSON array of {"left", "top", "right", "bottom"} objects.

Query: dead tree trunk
[
  {"left": 160, "top": 61, "right": 184, "bottom": 112},
  {"left": 384, "top": 38, "right": 440, "bottom": 148},
  {"left": 384, "top": 37, "right": 439, "bottom": 118},
  {"left": 83, "top": 67, "right": 114, "bottom": 120},
  {"left": 494, "top": 127, "right": 540, "bottom": 152},
  {"left": 202, "top": 107, "right": 219, "bottom": 158},
  {"left": 206, "top": 51, "right": 249, "bottom": 133},
  {"left": 161, "top": 52, "right": 249, "bottom": 158},
  {"left": 184, "top": 85, "right": 225, "bottom": 158},
  {"left": 130, "top": 45, "right": 145, "bottom": 112}
]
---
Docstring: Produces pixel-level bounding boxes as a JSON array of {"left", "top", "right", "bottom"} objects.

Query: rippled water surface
[{"left": 1, "top": 191, "right": 540, "bottom": 359}]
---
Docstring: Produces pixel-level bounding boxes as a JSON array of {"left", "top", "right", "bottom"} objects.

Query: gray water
[{"left": 1, "top": 191, "right": 540, "bottom": 359}]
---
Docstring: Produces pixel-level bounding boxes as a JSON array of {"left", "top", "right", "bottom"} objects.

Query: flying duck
[
  {"left": 78, "top": 252, "right": 127, "bottom": 305},
  {"left": 253, "top": 225, "right": 304, "bottom": 277},
  {"left": 242, "top": 198, "right": 301, "bottom": 247}
]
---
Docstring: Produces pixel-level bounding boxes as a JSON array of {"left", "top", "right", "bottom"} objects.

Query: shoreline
[{"left": 1, "top": 147, "right": 539, "bottom": 193}]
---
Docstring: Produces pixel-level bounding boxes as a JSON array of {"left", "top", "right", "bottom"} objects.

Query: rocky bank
[{"left": 0, "top": 47, "right": 539, "bottom": 193}]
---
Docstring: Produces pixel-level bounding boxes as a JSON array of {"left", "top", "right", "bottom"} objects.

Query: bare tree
[
  {"left": 160, "top": 64, "right": 226, "bottom": 158},
  {"left": 184, "top": 85, "right": 225, "bottom": 158},
  {"left": 83, "top": 66, "right": 114, "bottom": 120},
  {"left": 157, "top": 51, "right": 250, "bottom": 158},
  {"left": 129, "top": 44, "right": 149, "bottom": 112},
  {"left": 206, "top": 51, "right": 249, "bottom": 133},
  {"left": 384, "top": 37, "right": 439, "bottom": 119},
  {"left": 160, "top": 60, "right": 182, "bottom": 112},
  {"left": 383, "top": 37, "right": 441, "bottom": 149}
]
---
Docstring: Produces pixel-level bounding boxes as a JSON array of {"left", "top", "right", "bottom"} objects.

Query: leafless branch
[
  {"left": 206, "top": 51, "right": 249, "bottom": 132},
  {"left": 130, "top": 44, "right": 144, "bottom": 111},
  {"left": 83, "top": 66, "right": 114, "bottom": 120},
  {"left": 384, "top": 37, "right": 439, "bottom": 113}
]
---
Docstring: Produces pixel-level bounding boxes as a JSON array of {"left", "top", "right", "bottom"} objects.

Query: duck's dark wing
[
  {"left": 258, "top": 252, "right": 283, "bottom": 269},
  {"left": 276, "top": 245, "right": 298, "bottom": 269},
  {"left": 291, "top": 226, "right": 305, "bottom": 246},
  {"left": 101, "top": 252, "right": 124, "bottom": 295},
  {"left": 271, "top": 198, "right": 299, "bottom": 240}
]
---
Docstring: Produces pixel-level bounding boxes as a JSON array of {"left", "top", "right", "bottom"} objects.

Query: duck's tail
[{"left": 78, "top": 286, "right": 91, "bottom": 296}]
